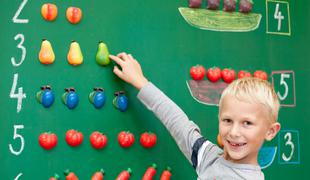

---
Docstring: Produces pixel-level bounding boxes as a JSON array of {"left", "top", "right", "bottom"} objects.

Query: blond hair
[{"left": 219, "top": 78, "right": 280, "bottom": 123}]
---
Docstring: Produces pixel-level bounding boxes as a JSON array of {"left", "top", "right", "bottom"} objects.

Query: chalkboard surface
[{"left": 1, "top": 0, "right": 309, "bottom": 179}]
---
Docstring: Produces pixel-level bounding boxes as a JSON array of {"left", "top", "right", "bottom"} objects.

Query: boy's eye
[
  {"left": 243, "top": 121, "right": 253, "bottom": 126},
  {"left": 222, "top": 119, "right": 232, "bottom": 123}
]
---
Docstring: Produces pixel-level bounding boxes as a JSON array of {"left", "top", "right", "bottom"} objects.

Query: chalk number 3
[
  {"left": 11, "top": 34, "right": 26, "bottom": 67},
  {"left": 282, "top": 132, "right": 294, "bottom": 162}
]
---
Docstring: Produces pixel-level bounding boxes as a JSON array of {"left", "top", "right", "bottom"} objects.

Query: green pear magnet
[{"left": 96, "top": 41, "right": 110, "bottom": 66}]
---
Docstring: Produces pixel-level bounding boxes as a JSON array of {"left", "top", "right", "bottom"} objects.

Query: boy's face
[{"left": 219, "top": 94, "right": 279, "bottom": 165}]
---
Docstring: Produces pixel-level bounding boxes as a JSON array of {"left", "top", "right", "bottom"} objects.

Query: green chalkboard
[{"left": 1, "top": 0, "right": 309, "bottom": 179}]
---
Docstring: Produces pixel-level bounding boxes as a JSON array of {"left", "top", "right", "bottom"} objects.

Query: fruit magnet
[
  {"left": 239, "top": 0, "right": 253, "bottom": 13},
  {"left": 64, "top": 169, "right": 79, "bottom": 180},
  {"left": 41, "top": 3, "right": 58, "bottom": 21},
  {"left": 89, "top": 87, "right": 106, "bottom": 109},
  {"left": 36, "top": 85, "right": 55, "bottom": 108},
  {"left": 65, "top": 129, "right": 83, "bottom": 147},
  {"left": 38, "top": 132, "right": 58, "bottom": 150},
  {"left": 113, "top": 91, "right": 128, "bottom": 112},
  {"left": 140, "top": 132, "right": 157, "bottom": 148},
  {"left": 160, "top": 167, "right": 172, "bottom": 180},
  {"left": 67, "top": 41, "right": 83, "bottom": 66},
  {"left": 142, "top": 164, "right": 157, "bottom": 180},
  {"left": 90, "top": 131, "right": 107, "bottom": 149},
  {"left": 116, "top": 168, "right": 132, "bottom": 180},
  {"left": 207, "top": 0, "right": 220, "bottom": 10},
  {"left": 91, "top": 169, "right": 105, "bottom": 180},
  {"left": 223, "top": 0, "right": 237, "bottom": 12},
  {"left": 66, "top": 7, "right": 82, "bottom": 24},
  {"left": 206, "top": 67, "right": 221, "bottom": 82},
  {"left": 49, "top": 174, "right": 60, "bottom": 180},
  {"left": 254, "top": 70, "right": 268, "bottom": 80},
  {"left": 118, "top": 131, "right": 134, "bottom": 148},
  {"left": 190, "top": 65, "right": 206, "bottom": 81},
  {"left": 238, "top": 70, "right": 252, "bottom": 79},
  {"left": 188, "top": 0, "right": 202, "bottom": 8},
  {"left": 221, "top": 68, "right": 236, "bottom": 83},
  {"left": 96, "top": 41, "right": 110, "bottom": 66},
  {"left": 217, "top": 133, "right": 224, "bottom": 148},
  {"left": 39, "top": 39, "right": 55, "bottom": 65},
  {"left": 62, "top": 88, "right": 79, "bottom": 109}
]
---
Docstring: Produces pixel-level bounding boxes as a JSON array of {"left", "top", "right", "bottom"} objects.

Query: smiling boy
[{"left": 110, "top": 52, "right": 281, "bottom": 180}]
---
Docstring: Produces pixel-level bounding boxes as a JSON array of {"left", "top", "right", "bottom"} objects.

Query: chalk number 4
[
  {"left": 274, "top": 3, "right": 284, "bottom": 31},
  {"left": 10, "top": 74, "right": 26, "bottom": 113}
]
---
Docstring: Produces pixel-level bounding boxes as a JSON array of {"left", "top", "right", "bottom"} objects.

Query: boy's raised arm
[{"left": 110, "top": 53, "right": 204, "bottom": 163}]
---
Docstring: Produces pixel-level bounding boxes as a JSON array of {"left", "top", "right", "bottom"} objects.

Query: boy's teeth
[{"left": 230, "top": 142, "right": 245, "bottom": 146}]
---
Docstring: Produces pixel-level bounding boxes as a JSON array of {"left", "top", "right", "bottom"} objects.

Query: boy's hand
[{"left": 110, "top": 53, "right": 148, "bottom": 90}]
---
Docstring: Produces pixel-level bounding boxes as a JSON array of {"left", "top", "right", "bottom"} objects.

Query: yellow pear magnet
[
  {"left": 67, "top": 40, "right": 83, "bottom": 66},
  {"left": 39, "top": 39, "right": 55, "bottom": 64}
]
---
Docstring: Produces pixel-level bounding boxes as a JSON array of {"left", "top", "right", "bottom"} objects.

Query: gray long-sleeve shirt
[{"left": 137, "top": 82, "right": 264, "bottom": 180}]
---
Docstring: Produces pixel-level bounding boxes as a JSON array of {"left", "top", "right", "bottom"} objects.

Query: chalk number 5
[
  {"left": 277, "top": 73, "right": 290, "bottom": 101},
  {"left": 9, "top": 125, "right": 25, "bottom": 156}
]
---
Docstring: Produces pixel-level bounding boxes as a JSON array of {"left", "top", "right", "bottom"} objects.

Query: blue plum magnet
[
  {"left": 62, "top": 87, "right": 79, "bottom": 109},
  {"left": 89, "top": 87, "right": 106, "bottom": 109},
  {"left": 113, "top": 91, "right": 128, "bottom": 112},
  {"left": 36, "top": 85, "right": 55, "bottom": 108}
]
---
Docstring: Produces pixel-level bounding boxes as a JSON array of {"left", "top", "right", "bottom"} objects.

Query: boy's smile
[{"left": 219, "top": 94, "right": 273, "bottom": 165}]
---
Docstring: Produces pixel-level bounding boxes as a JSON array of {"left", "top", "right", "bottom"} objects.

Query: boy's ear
[{"left": 265, "top": 122, "right": 281, "bottom": 141}]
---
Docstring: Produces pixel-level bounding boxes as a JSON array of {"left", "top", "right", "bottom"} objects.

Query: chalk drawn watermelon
[
  {"left": 186, "top": 80, "right": 228, "bottom": 106},
  {"left": 179, "top": 7, "right": 262, "bottom": 32}
]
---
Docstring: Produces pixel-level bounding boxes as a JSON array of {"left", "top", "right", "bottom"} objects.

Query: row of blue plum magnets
[{"left": 36, "top": 85, "right": 128, "bottom": 111}]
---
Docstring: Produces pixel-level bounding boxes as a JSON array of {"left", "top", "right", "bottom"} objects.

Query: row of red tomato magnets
[
  {"left": 190, "top": 65, "right": 268, "bottom": 83},
  {"left": 50, "top": 165, "right": 171, "bottom": 180},
  {"left": 39, "top": 130, "right": 157, "bottom": 150}
]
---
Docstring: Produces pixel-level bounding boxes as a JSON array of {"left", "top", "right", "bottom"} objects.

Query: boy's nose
[{"left": 229, "top": 124, "right": 241, "bottom": 138}]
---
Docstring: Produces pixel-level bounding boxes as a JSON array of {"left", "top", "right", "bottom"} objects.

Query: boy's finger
[
  {"left": 128, "top": 54, "right": 134, "bottom": 61},
  {"left": 110, "top": 55, "right": 125, "bottom": 66},
  {"left": 113, "top": 66, "right": 124, "bottom": 78},
  {"left": 117, "top": 52, "right": 130, "bottom": 61},
  {"left": 128, "top": 54, "right": 138, "bottom": 62}
]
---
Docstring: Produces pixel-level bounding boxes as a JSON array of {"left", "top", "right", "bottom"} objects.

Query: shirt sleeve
[{"left": 137, "top": 82, "right": 203, "bottom": 163}]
